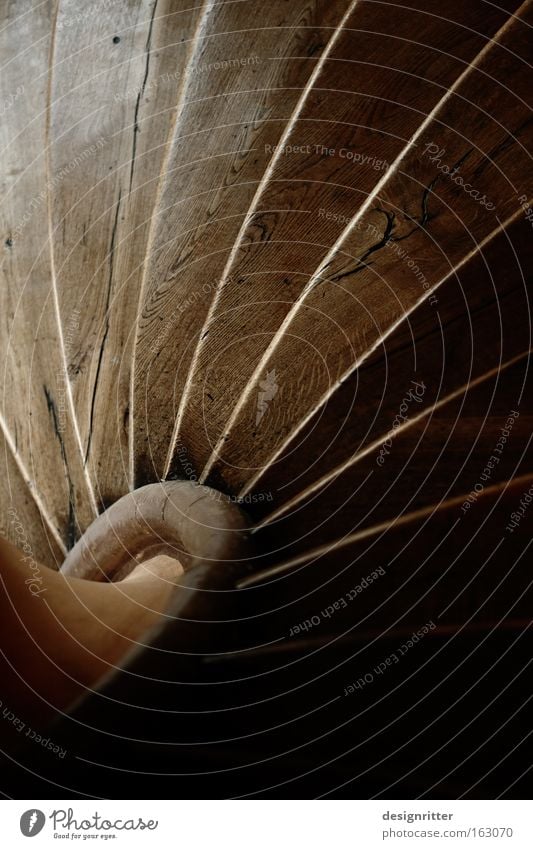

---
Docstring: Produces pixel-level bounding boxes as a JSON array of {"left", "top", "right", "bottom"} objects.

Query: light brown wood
[
  {"left": 132, "top": 0, "right": 355, "bottom": 485},
  {"left": 48, "top": 0, "right": 205, "bottom": 508},
  {"left": 0, "top": 1, "right": 532, "bottom": 799},
  {"left": 0, "top": 432, "right": 64, "bottom": 570},
  {"left": 0, "top": 0, "right": 97, "bottom": 548}
]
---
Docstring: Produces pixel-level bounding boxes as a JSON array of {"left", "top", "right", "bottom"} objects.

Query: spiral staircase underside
[{"left": 1, "top": 0, "right": 532, "bottom": 797}]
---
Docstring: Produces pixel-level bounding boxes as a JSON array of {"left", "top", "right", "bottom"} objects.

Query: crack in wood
[
  {"left": 129, "top": 0, "right": 159, "bottom": 192},
  {"left": 43, "top": 385, "right": 77, "bottom": 548},
  {"left": 329, "top": 208, "right": 396, "bottom": 284},
  {"left": 84, "top": 188, "right": 123, "bottom": 468}
]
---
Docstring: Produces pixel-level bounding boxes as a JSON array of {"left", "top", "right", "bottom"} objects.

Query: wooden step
[
  {"left": 0, "top": 431, "right": 64, "bottom": 569},
  {"left": 249, "top": 213, "right": 533, "bottom": 515},
  {"left": 200, "top": 3, "right": 532, "bottom": 492},
  {"left": 0, "top": 0, "right": 97, "bottom": 547},
  {"left": 253, "top": 357, "right": 533, "bottom": 557},
  {"left": 241, "top": 474, "right": 533, "bottom": 642},
  {"left": 132, "top": 0, "right": 352, "bottom": 484},
  {"left": 48, "top": 0, "right": 204, "bottom": 507}
]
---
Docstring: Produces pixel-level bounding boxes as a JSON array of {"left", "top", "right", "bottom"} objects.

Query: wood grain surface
[
  {"left": 0, "top": 0, "right": 531, "bottom": 579},
  {"left": 247, "top": 212, "right": 533, "bottom": 515},
  {"left": 132, "top": 0, "right": 353, "bottom": 485},
  {"left": 175, "top": 0, "right": 528, "bottom": 484},
  {"left": 48, "top": 0, "right": 205, "bottom": 508},
  {"left": 201, "top": 1, "right": 533, "bottom": 492},
  {"left": 0, "top": 0, "right": 97, "bottom": 549},
  {"left": 1, "top": 0, "right": 532, "bottom": 801},
  {"left": 0, "top": 431, "right": 64, "bottom": 569}
]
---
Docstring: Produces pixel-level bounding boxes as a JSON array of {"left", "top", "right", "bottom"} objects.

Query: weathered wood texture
[
  {"left": 132, "top": 0, "right": 354, "bottom": 485},
  {"left": 0, "top": 436, "right": 64, "bottom": 569},
  {"left": 1, "top": 0, "right": 531, "bottom": 579},
  {"left": 1, "top": 0, "right": 532, "bottom": 802},
  {"left": 195, "top": 0, "right": 532, "bottom": 490},
  {"left": 1, "top": 0, "right": 97, "bottom": 549},
  {"left": 48, "top": 0, "right": 205, "bottom": 508}
]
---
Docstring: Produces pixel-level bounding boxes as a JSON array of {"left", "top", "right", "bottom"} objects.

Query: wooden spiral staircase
[{"left": 1, "top": 0, "right": 532, "bottom": 797}]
